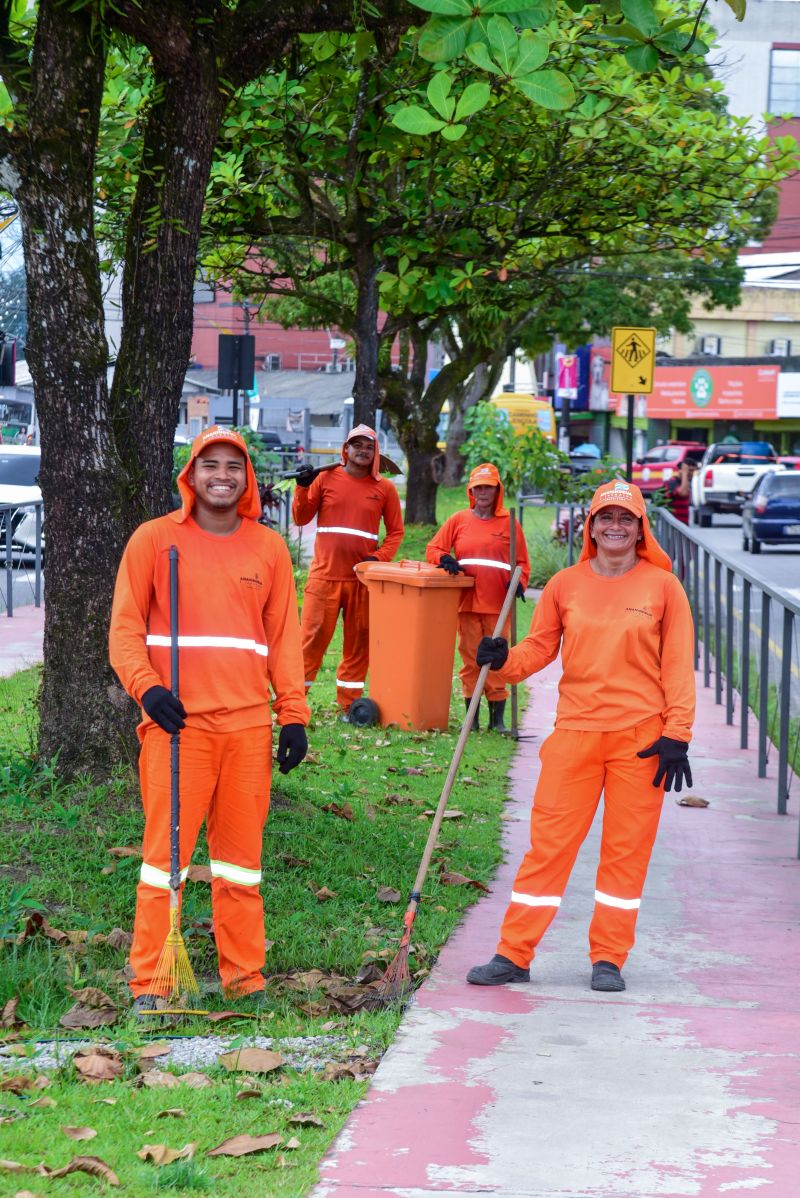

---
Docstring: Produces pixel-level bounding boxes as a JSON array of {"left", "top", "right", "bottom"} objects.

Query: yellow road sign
[{"left": 611, "top": 326, "right": 656, "bottom": 395}]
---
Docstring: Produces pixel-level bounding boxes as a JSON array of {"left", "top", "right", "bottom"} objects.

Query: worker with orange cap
[
  {"left": 466, "top": 480, "right": 695, "bottom": 992},
  {"left": 110, "top": 426, "right": 309, "bottom": 1013},
  {"left": 426, "top": 462, "right": 530, "bottom": 732},
  {"left": 292, "top": 424, "right": 404, "bottom": 716}
]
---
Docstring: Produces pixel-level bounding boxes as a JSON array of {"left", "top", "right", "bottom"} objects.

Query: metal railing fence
[{"left": 1, "top": 500, "right": 43, "bottom": 617}]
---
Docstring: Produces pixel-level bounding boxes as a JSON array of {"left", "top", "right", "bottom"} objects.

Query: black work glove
[
  {"left": 476, "top": 636, "right": 509, "bottom": 671},
  {"left": 437, "top": 554, "right": 464, "bottom": 576},
  {"left": 362, "top": 555, "right": 379, "bottom": 562},
  {"left": 637, "top": 736, "right": 693, "bottom": 792},
  {"left": 277, "top": 724, "right": 308, "bottom": 775},
  {"left": 294, "top": 466, "right": 321, "bottom": 488},
  {"left": 515, "top": 581, "right": 526, "bottom": 601},
  {"left": 141, "top": 685, "right": 186, "bottom": 734}
]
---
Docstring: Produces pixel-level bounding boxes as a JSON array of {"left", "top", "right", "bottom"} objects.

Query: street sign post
[{"left": 611, "top": 326, "right": 656, "bottom": 481}]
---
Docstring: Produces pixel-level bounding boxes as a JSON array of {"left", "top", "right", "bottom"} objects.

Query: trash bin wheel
[{"left": 347, "top": 697, "right": 380, "bottom": 727}]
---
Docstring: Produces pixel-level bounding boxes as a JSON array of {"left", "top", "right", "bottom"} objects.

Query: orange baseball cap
[{"left": 588, "top": 479, "right": 646, "bottom": 518}]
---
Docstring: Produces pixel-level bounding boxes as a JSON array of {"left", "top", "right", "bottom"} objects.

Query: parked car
[
  {"left": 690, "top": 441, "right": 778, "bottom": 527},
  {"left": 631, "top": 442, "right": 706, "bottom": 495},
  {"left": 778, "top": 455, "right": 800, "bottom": 471},
  {"left": 0, "top": 446, "right": 43, "bottom": 559},
  {"left": 741, "top": 471, "right": 800, "bottom": 554}
]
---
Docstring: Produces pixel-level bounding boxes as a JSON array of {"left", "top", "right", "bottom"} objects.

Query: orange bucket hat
[{"left": 579, "top": 479, "right": 671, "bottom": 571}]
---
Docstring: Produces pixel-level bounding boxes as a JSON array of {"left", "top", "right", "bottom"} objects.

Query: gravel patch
[{"left": 0, "top": 1033, "right": 345, "bottom": 1074}]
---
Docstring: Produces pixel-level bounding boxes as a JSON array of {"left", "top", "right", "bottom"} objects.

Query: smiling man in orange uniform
[
  {"left": 467, "top": 480, "right": 695, "bottom": 993},
  {"left": 110, "top": 426, "right": 309, "bottom": 1012},
  {"left": 292, "top": 424, "right": 404, "bottom": 716},
  {"left": 426, "top": 463, "right": 530, "bottom": 732}
]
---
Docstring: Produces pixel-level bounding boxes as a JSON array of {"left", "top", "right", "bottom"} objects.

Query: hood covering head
[
  {"left": 579, "top": 479, "right": 671, "bottom": 571},
  {"left": 176, "top": 425, "right": 261, "bottom": 522},
  {"left": 342, "top": 424, "right": 380, "bottom": 479},
  {"left": 467, "top": 462, "right": 507, "bottom": 516}
]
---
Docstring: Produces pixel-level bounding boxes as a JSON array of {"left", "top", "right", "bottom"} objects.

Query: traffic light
[{"left": 0, "top": 334, "right": 16, "bottom": 387}]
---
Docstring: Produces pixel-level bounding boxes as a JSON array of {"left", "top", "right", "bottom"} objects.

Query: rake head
[{"left": 147, "top": 900, "right": 199, "bottom": 1007}]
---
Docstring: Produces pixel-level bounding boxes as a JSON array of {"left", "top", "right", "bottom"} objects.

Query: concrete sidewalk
[
  {"left": 0, "top": 602, "right": 44, "bottom": 677},
  {"left": 316, "top": 665, "right": 800, "bottom": 1197}
]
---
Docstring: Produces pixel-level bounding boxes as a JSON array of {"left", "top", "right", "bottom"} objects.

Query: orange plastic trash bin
[{"left": 354, "top": 560, "right": 474, "bottom": 731}]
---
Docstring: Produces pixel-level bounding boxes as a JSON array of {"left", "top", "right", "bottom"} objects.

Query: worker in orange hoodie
[
  {"left": 110, "top": 426, "right": 309, "bottom": 1013},
  {"left": 466, "top": 480, "right": 695, "bottom": 993},
  {"left": 292, "top": 424, "right": 404, "bottom": 716},
  {"left": 426, "top": 463, "right": 530, "bottom": 732}
]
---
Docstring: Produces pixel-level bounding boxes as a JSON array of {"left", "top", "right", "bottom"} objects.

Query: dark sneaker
[
  {"left": 591, "top": 961, "right": 626, "bottom": 992},
  {"left": 466, "top": 953, "right": 530, "bottom": 986},
  {"left": 132, "top": 993, "right": 168, "bottom": 1018}
]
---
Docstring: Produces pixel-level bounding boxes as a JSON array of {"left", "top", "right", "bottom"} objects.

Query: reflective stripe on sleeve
[
  {"left": 316, "top": 526, "right": 379, "bottom": 540},
  {"left": 458, "top": 558, "right": 512, "bottom": 571},
  {"left": 210, "top": 860, "right": 262, "bottom": 887},
  {"left": 140, "top": 862, "right": 190, "bottom": 890},
  {"left": 336, "top": 679, "right": 365, "bottom": 689},
  {"left": 510, "top": 891, "right": 561, "bottom": 908},
  {"left": 146, "top": 635, "right": 268, "bottom": 657},
  {"left": 594, "top": 890, "right": 641, "bottom": 910}
]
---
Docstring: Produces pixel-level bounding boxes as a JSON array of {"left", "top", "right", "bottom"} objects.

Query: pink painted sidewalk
[
  {"left": 0, "top": 602, "right": 44, "bottom": 677},
  {"left": 316, "top": 665, "right": 800, "bottom": 1198}
]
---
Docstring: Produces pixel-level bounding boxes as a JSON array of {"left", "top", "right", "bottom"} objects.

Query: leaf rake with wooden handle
[{"left": 373, "top": 565, "right": 523, "bottom": 1005}]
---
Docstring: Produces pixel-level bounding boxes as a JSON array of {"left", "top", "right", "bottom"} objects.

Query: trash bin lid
[{"left": 355, "top": 559, "right": 474, "bottom": 589}]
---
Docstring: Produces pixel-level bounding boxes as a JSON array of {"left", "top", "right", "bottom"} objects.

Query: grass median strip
[{"left": 0, "top": 515, "right": 534, "bottom": 1193}]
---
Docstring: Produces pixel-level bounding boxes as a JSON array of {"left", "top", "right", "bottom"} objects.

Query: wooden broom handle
[{"left": 406, "top": 565, "right": 522, "bottom": 906}]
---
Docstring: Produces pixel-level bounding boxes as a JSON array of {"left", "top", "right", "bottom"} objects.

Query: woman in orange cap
[
  {"left": 426, "top": 463, "right": 530, "bottom": 732},
  {"left": 467, "top": 480, "right": 694, "bottom": 992}
]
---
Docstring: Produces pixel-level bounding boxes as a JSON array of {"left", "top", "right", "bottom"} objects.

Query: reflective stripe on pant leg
[
  {"left": 129, "top": 727, "right": 218, "bottom": 997},
  {"left": 207, "top": 726, "right": 272, "bottom": 995},
  {"left": 589, "top": 720, "right": 665, "bottom": 969},
  {"left": 301, "top": 580, "right": 344, "bottom": 687},
  {"left": 497, "top": 730, "right": 605, "bottom": 969},
  {"left": 337, "top": 578, "right": 369, "bottom": 710}
]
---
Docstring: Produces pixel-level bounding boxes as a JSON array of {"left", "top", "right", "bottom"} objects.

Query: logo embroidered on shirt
[
  {"left": 240, "top": 573, "right": 263, "bottom": 588},
  {"left": 625, "top": 606, "right": 652, "bottom": 618}
]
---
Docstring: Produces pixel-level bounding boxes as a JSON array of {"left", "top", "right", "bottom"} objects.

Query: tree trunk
[
  {"left": 12, "top": 2, "right": 138, "bottom": 774},
  {"left": 404, "top": 443, "right": 439, "bottom": 523},
  {"left": 351, "top": 245, "right": 381, "bottom": 428},
  {"left": 442, "top": 357, "right": 504, "bottom": 485}
]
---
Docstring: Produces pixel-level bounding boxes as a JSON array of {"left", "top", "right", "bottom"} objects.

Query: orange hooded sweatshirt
[
  {"left": 425, "top": 463, "right": 530, "bottom": 613},
  {"left": 109, "top": 426, "right": 310, "bottom": 737},
  {"left": 495, "top": 480, "right": 695, "bottom": 741},
  {"left": 292, "top": 424, "right": 404, "bottom": 582}
]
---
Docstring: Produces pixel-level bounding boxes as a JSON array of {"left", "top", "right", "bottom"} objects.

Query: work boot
[
  {"left": 466, "top": 954, "right": 530, "bottom": 986},
  {"left": 488, "top": 700, "right": 508, "bottom": 733},
  {"left": 591, "top": 961, "right": 626, "bottom": 992},
  {"left": 464, "top": 697, "right": 480, "bottom": 733},
  {"left": 131, "top": 994, "right": 168, "bottom": 1019}
]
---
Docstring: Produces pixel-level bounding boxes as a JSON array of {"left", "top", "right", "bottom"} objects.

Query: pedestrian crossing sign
[{"left": 611, "top": 326, "right": 656, "bottom": 395}]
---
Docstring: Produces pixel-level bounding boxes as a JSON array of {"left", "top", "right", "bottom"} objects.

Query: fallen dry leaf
[
  {"left": 62, "top": 1127, "right": 97, "bottom": 1142},
  {"left": 137, "top": 1142, "right": 196, "bottom": 1166},
  {"left": 29, "top": 1096, "right": 57, "bottom": 1110},
  {"left": 284, "top": 1136, "right": 301, "bottom": 1150},
  {"left": 178, "top": 1072, "right": 212, "bottom": 1089},
  {"left": 0, "top": 998, "right": 24, "bottom": 1030},
  {"left": 313, "top": 887, "right": 337, "bottom": 902},
  {"left": 279, "top": 853, "right": 310, "bottom": 868},
  {"left": 321, "top": 801, "right": 354, "bottom": 821},
  {"left": 204, "top": 1010, "right": 256, "bottom": 1023},
  {"left": 73, "top": 1048, "right": 123, "bottom": 1084},
  {"left": 677, "top": 795, "right": 710, "bottom": 808},
  {"left": 14, "top": 1191, "right": 42, "bottom": 1197},
  {"left": 138, "top": 1071, "right": 180, "bottom": 1089},
  {"left": 187, "top": 864, "right": 212, "bottom": 883},
  {"left": 136, "top": 1043, "right": 170, "bottom": 1061},
  {"left": 207, "top": 1133, "right": 282, "bottom": 1158},
  {"left": 107, "top": 845, "right": 142, "bottom": 859},
  {"left": 405, "top": 766, "right": 425, "bottom": 776},
  {"left": 156, "top": 1108, "right": 186, "bottom": 1119},
  {"left": 376, "top": 886, "right": 401, "bottom": 904},
  {"left": 289, "top": 1113, "right": 323, "bottom": 1127},
  {"left": 15, "top": 913, "right": 76, "bottom": 948},
  {"left": 93, "top": 928, "right": 133, "bottom": 951},
  {"left": 235, "top": 1087, "right": 262, "bottom": 1100},
  {"left": 218, "top": 1047, "right": 283, "bottom": 1074},
  {"left": 61, "top": 987, "right": 118, "bottom": 1031},
  {"left": 0, "top": 1159, "right": 27, "bottom": 1172},
  {"left": 32, "top": 1076, "right": 51, "bottom": 1091},
  {"left": 440, "top": 870, "right": 489, "bottom": 892},
  {"left": 276, "top": 1154, "right": 298, "bottom": 1168},
  {"left": 37, "top": 1156, "right": 119, "bottom": 1185},
  {"left": 0, "top": 1076, "right": 34, "bottom": 1095},
  {"left": 423, "top": 809, "right": 465, "bottom": 819}
]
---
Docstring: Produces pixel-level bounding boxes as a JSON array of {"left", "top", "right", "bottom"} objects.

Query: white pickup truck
[{"left": 691, "top": 441, "right": 779, "bottom": 527}]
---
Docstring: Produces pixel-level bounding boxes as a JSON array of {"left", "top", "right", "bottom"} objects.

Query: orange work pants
[
  {"left": 301, "top": 577, "right": 369, "bottom": 710},
  {"left": 130, "top": 724, "right": 271, "bottom": 998},
  {"left": 458, "top": 611, "right": 510, "bottom": 702},
  {"left": 497, "top": 716, "right": 665, "bottom": 970}
]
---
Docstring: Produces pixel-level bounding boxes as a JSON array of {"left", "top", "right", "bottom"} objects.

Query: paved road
[{"left": 687, "top": 512, "right": 800, "bottom": 605}]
